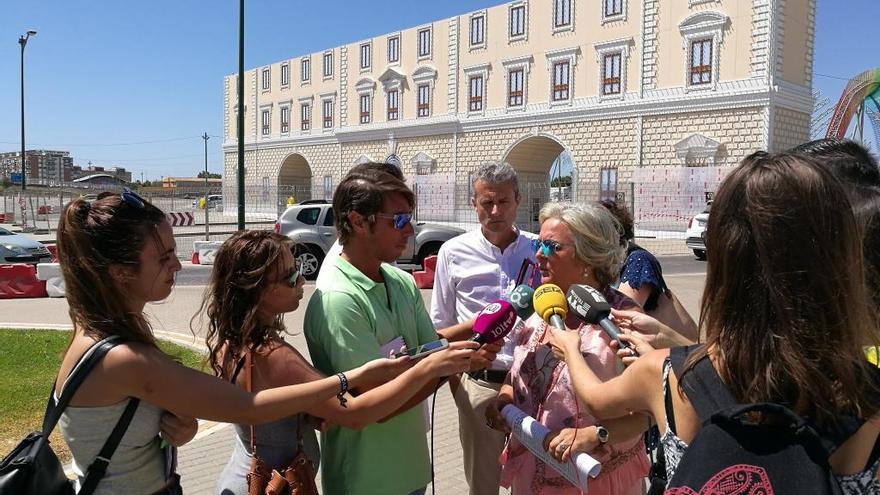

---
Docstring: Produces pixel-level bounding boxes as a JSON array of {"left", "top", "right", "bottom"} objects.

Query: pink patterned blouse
[{"left": 499, "top": 286, "right": 649, "bottom": 495}]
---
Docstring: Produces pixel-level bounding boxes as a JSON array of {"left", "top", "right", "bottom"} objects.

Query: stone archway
[
  {"left": 278, "top": 153, "right": 313, "bottom": 208},
  {"left": 501, "top": 133, "right": 571, "bottom": 232}
]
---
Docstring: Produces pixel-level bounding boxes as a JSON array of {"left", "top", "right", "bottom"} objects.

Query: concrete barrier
[
  {"left": 37, "top": 263, "right": 65, "bottom": 298},
  {"left": 193, "top": 240, "right": 224, "bottom": 265},
  {"left": 0, "top": 264, "right": 48, "bottom": 299}
]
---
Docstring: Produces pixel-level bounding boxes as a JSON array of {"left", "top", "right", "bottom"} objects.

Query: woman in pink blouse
[{"left": 486, "top": 202, "right": 649, "bottom": 495}]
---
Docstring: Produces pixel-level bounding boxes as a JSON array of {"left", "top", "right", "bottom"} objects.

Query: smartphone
[{"left": 394, "top": 338, "right": 449, "bottom": 360}]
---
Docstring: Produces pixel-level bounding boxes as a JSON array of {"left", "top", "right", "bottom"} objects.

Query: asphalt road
[{"left": 174, "top": 254, "right": 706, "bottom": 286}]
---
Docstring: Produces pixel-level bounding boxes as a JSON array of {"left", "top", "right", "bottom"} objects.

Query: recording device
[
  {"left": 533, "top": 284, "right": 568, "bottom": 330},
  {"left": 507, "top": 284, "right": 536, "bottom": 321},
  {"left": 471, "top": 300, "right": 518, "bottom": 344},
  {"left": 566, "top": 284, "right": 636, "bottom": 355},
  {"left": 394, "top": 338, "right": 449, "bottom": 359}
]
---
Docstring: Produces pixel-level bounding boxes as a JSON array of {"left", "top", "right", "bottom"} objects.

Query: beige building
[{"left": 222, "top": 0, "right": 815, "bottom": 235}]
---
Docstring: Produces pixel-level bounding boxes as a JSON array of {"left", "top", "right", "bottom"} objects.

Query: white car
[{"left": 685, "top": 201, "right": 711, "bottom": 260}]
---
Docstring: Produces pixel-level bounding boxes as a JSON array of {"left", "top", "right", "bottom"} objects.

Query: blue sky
[{"left": 1, "top": 0, "right": 877, "bottom": 181}]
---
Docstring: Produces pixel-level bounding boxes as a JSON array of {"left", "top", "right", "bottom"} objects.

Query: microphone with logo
[
  {"left": 470, "top": 300, "right": 518, "bottom": 344},
  {"left": 507, "top": 284, "right": 536, "bottom": 321},
  {"left": 566, "top": 284, "right": 637, "bottom": 355},
  {"left": 532, "top": 284, "right": 568, "bottom": 330}
]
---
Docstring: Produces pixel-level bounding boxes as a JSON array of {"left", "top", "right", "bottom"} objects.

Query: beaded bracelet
[{"left": 336, "top": 372, "right": 349, "bottom": 408}]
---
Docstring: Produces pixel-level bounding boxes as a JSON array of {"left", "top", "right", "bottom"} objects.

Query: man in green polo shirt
[{"left": 305, "top": 168, "right": 498, "bottom": 495}]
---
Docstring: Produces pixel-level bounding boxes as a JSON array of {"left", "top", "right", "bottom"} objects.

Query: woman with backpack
[
  {"left": 51, "top": 190, "right": 414, "bottom": 494},
  {"left": 199, "top": 230, "right": 477, "bottom": 495},
  {"left": 549, "top": 152, "right": 880, "bottom": 493}
]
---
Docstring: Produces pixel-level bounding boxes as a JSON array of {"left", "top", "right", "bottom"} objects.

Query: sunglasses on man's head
[
  {"left": 373, "top": 212, "right": 413, "bottom": 230},
  {"left": 120, "top": 187, "right": 147, "bottom": 209},
  {"left": 532, "top": 238, "right": 566, "bottom": 257}
]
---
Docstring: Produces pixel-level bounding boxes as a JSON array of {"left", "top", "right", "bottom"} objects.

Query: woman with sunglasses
[
  {"left": 485, "top": 202, "right": 649, "bottom": 495},
  {"left": 52, "top": 191, "right": 412, "bottom": 494},
  {"left": 201, "top": 230, "right": 477, "bottom": 495}
]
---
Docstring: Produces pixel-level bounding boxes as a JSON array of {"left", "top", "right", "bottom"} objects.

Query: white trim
[
  {"left": 552, "top": 0, "right": 575, "bottom": 34},
  {"left": 689, "top": 0, "right": 720, "bottom": 6},
  {"left": 300, "top": 56, "right": 311, "bottom": 85},
  {"left": 508, "top": 1, "right": 529, "bottom": 43},
  {"left": 279, "top": 102, "right": 291, "bottom": 136},
  {"left": 260, "top": 66, "right": 271, "bottom": 92},
  {"left": 416, "top": 24, "right": 433, "bottom": 61},
  {"left": 468, "top": 11, "right": 488, "bottom": 51},
  {"left": 259, "top": 104, "right": 273, "bottom": 138},
  {"left": 358, "top": 42, "right": 372, "bottom": 73},
  {"left": 412, "top": 65, "right": 438, "bottom": 84},
  {"left": 679, "top": 11, "right": 729, "bottom": 92},
  {"left": 319, "top": 92, "right": 336, "bottom": 132},
  {"left": 410, "top": 151, "right": 437, "bottom": 175},
  {"left": 502, "top": 55, "right": 532, "bottom": 112},
  {"left": 602, "top": 0, "right": 627, "bottom": 25},
  {"left": 355, "top": 77, "right": 377, "bottom": 94},
  {"left": 385, "top": 87, "right": 402, "bottom": 122},
  {"left": 386, "top": 32, "right": 402, "bottom": 65},
  {"left": 280, "top": 62, "right": 290, "bottom": 89},
  {"left": 322, "top": 50, "right": 334, "bottom": 80},
  {"left": 594, "top": 37, "right": 633, "bottom": 101},
  {"left": 378, "top": 67, "right": 406, "bottom": 91},
  {"left": 546, "top": 47, "right": 579, "bottom": 106},
  {"left": 463, "top": 63, "right": 490, "bottom": 116}
]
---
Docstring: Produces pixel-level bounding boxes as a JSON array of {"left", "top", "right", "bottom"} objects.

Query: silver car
[
  {"left": 0, "top": 227, "right": 52, "bottom": 264},
  {"left": 274, "top": 200, "right": 464, "bottom": 279}
]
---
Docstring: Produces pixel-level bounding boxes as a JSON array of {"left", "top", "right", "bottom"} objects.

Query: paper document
[{"left": 501, "top": 404, "right": 602, "bottom": 491}]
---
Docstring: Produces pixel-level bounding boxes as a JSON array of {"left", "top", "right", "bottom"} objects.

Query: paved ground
[{"left": 0, "top": 258, "right": 706, "bottom": 494}]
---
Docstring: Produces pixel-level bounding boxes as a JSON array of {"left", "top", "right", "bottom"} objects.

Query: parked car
[
  {"left": 193, "top": 194, "right": 223, "bottom": 210},
  {"left": 0, "top": 227, "right": 52, "bottom": 264},
  {"left": 685, "top": 201, "right": 711, "bottom": 260},
  {"left": 274, "top": 200, "right": 464, "bottom": 279}
]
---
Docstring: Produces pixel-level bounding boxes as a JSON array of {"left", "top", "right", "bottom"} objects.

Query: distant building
[
  {"left": 0, "top": 150, "right": 73, "bottom": 186},
  {"left": 161, "top": 176, "right": 223, "bottom": 189},
  {"left": 72, "top": 173, "right": 128, "bottom": 189},
  {"left": 71, "top": 165, "right": 132, "bottom": 184}
]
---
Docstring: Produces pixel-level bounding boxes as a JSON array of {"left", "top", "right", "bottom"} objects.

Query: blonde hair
[{"left": 538, "top": 201, "right": 625, "bottom": 287}]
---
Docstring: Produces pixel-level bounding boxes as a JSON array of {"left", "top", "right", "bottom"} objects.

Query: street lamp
[{"left": 19, "top": 30, "right": 36, "bottom": 192}]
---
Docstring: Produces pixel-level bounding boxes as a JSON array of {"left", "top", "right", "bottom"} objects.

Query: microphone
[
  {"left": 507, "top": 284, "right": 535, "bottom": 321},
  {"left": 471, "top": 300, "right": 517, "bottom": 344},
  {"left": 533, "top": 284, "right": 568, "bottom": 330},
  {"left": 566, "top": 284, "right": 636, "bottom": 354}
]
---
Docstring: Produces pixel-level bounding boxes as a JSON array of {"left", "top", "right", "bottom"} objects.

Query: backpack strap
[
  {"left": 43, "top": 336, "right": 124, "bottom": 435},
  {"left": 663, "top": 357, "right": 677, "bottom": 435},
  {"left": 670, "top": 345, "right": 739, "bottom": 423},
  {"left": 78, "top": 397, "right": 140, "bottom": 495}
]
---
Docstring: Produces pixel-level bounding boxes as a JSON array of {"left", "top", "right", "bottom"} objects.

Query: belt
[{"left": 467, "top": 369, "right": 508, "bottom": 384}]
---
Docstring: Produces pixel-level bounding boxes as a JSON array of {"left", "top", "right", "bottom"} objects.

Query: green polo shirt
[{"left": 304, "top": 257, "right": 438, "bottom": 495}]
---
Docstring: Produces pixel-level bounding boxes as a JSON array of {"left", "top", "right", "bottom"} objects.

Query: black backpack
[{"left": 664, "top": 345, "right": 866, "bottom": 495}]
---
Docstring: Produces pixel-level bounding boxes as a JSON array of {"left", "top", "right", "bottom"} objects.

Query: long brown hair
[
  {"left": 56, "top": 193, "right": 167, "bottom": 345},
  {"left": 198, "top": 230, "right": 294, "bottom": 378},
  {"left": 691, "top": 151, "right": 880, "bottom": 425}
]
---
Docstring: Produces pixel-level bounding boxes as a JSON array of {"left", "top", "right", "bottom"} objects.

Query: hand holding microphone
[
  {"left": 532, "top": 284, "right": 568, "bottom": 330},
  {"left": 565, "top": 284, "right": 638, "bottom": 356}
]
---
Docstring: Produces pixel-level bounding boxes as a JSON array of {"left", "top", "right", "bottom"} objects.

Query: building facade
[
  {"left": 0, "top": 150, "right": 74, "bottom": 186},
  {"left": 222, "top": 0, "right": 815, "bottom": 233}
]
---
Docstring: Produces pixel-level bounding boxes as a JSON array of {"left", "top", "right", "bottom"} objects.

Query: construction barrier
[
  {"left": 0, "top": 264, "right": 48, "bottom": 299},
  {"left": 0, "top": 212, "right": 14, "bottom": 223},
  {"left": 36, "top": 262, "right": 65, "bottom": 298},
  {"left": 412, "top": 255, "right": 437, "bottom": 289},
  {"left": 45, "top": 244, "right": 59, "bottom": 263},
  {"left": 193, "top": 240, "right": 224, "bottom": 265}
]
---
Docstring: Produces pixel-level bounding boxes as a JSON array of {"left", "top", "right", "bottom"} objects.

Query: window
[
  {"left": 359, "top": 94, "right": 371, "bottom": 124},
  {"left": 322, "top": 208, "right": 335, "bottom": 226},
  {"left": 602, "top": 53, "right": 621, "bottom": 95},
  {"left": 296, "top": 207, "right": 321, "bottom": 225},
  {"left": 300, "top": 103, "right": 311, "bottom": 131},
  {"left": 417, "top": 84, "right": 430, "bottom": 117},
  {"left": 690, "top": 39, "right": 712, "bottom": 85},
  {"left": 470, "top": 15, "right": 485, "bottom": 47},
  {"left": 604, "top": 0, "right": 623, "bottom": 18},
  {"left": 388, "top": 36, "right": 400, "bottom": 63},
  {"left": 281, "top": 64, "right": 290, "bottom": 87},
  {"left": 468, "top": 76, "right": 484, "bottom": 112},
  {"left": 509, "top": 5, "right": 526, "bottom": 38},
  {"left": 301, "top": 58, "right": 310, "bottom": 83},
  {"left": 322, "top": 100, "right": 333, "bottom": 128},
  {"left": 261, "top": 109, "right": 270, "bottom": 135},
  {"left": 280, "top": 106, "right": 290, "bottom": 134},
  {"left": 261, "top": 68, "right": 270, "bottom": 90},
  {"left": 387, "top": 89, "right": 399, "bottom": 120},
  {"left": 360, "top": 43, "right": 371, "bottom": 70},
  {"left": 508, "top": 69, "right": 524, "bottom": 107},
  {"left": 599, "top": 167, "right": 618, "bottom": 202},
  {"left": 418, "top": 28, "right": 431, "bottom": 58},
  {"left": 552, "top": 61, "right": 570, "bottom": 101},
  {"left": 554, "top": 0, "right": 572, "bottom": 28},
  {"left": 323, "top": 176, "right": 334, "bottom": 201},
  {"left": 323, "top": 52, "right": 333, "bottom": 78}
]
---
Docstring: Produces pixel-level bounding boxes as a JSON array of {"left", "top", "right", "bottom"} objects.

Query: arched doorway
[
  {"left": 278, "top": 153, "right": 312, "bottom": 211},
  {"left": 501, "top": 134, "right": 571, "bottom": 232}
]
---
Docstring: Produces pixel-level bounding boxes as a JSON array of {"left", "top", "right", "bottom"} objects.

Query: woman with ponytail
[{"left": 53, "top": 189, "right": 411, "bottom": 494}]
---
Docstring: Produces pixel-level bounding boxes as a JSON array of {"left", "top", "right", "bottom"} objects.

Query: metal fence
[{"left": 2, "top": 165, "right": 727, "bottom": 258}]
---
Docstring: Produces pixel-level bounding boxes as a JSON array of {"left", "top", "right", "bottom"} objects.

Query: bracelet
[{"left": 336, "top": 372, "right": 349, "bottom": 408}]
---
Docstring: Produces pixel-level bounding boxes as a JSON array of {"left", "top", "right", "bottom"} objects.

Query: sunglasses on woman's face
[
  {"left": 532, "top": 238, "right": 566, "bottom": 257},
  {"left": 283, "top": 257, "right": 306, "bottom": 287},
  {"left": 373, "top": 212, "right": 413, "bottom": 230}
]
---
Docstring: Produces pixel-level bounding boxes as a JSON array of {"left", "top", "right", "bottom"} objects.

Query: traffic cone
[{"left": 191, "top": 251, "right": 200, "bottom": 265}]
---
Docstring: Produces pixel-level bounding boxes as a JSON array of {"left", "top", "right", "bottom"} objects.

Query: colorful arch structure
[{"left": 826, "top": 68, "right": 880, "bottom": 141}]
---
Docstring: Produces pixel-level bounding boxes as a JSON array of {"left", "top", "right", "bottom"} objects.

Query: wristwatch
[{"left": 595, "top": 425, "right": 610, "bottom": 445}]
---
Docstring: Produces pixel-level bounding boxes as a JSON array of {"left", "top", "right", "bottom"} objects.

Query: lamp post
[
  {"left": 203, "top": 132, "right": 210, "bottom": 240},
  {"left": 19, "top": 30, "right": 36, "bottom": 192}
]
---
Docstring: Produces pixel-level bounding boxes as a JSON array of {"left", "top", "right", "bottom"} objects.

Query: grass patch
[{"left": 0, "top": 329, "right": 205, "bottom": 462}]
